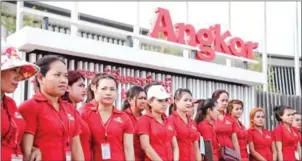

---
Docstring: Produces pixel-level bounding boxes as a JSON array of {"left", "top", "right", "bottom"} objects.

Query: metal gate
[{"left": 25, "top": 50, "right": 256, "bottom": 126}]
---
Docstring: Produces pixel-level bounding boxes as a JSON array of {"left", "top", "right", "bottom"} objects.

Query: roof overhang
[{"left": 7, "top": 27, "right": 266, "bottom": 86}]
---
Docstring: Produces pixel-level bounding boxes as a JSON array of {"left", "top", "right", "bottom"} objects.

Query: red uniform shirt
[
  {"left": 76, "top": 111, "right": 91, "bottom": 161},
  {"left": 136, "top": 113, "right": 175, "bottom": 161},
  {"left": 167, "top": 111, "right": 199, "bottom": 161},
  {"left": 273, "top": 123, "right": 300, "bottom": 161},
  {"left": 198, "top": 119, "right": 220, "bottom": 161},
  {"left": 124, "top": 108, "right": 144, "bottom": 161},
  {"left": 80, "top": 101, "right": 134, "bottom": 161},
  {"left": 214, "top": 114, "right": 239, "bottom": 148},
  {"left": 247, "top": 128, "right": 273, "bottom": 161},
  {"left": 235, "top": 121, "right": 248, "bottom": 159},
  {"left": 19, "top": 92, "right": 81, "bottom": 161},
  {"left": 1, "top": 95, "right": 26, "bottom": 161},
  {"left": 293, "top": 127, "right": 302, "bottom": 147}
]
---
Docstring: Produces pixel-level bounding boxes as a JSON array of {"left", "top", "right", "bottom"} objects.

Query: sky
[{"left": 42, "top": 1, "right": 301, "bottom": 57}]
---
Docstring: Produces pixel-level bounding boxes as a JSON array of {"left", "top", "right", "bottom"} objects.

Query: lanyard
[
  {"left": 2, "top": 104, "right": 19, "bottom": 154},
  {"left": 52, "top": 106, "right": 70, "bottom": 151},
  {"left": 98, "top": 112, "right": 113, "bottom": 141}
]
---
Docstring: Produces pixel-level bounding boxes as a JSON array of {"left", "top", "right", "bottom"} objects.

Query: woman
[
  {"left": 1, "top": 46, "right": 41, "bottom": 161},
  {"left": 19, "top": 55, "right": 84, "bottom": 161},
  {"left": 292, "top": 110, "right": 302, "bottom": 147},
  {"left": 136, "top": 85, "right": 179, "bottom": 161},
  {"left": 227, "top": 100, "right": 249, "bottom": 161},
  {"left": 122, "top": 85, "right": 147, "bottom": 161},
  {"left": 62, "top": 70, "right": 91, "bottom": 161},
  {"left": 211, "top": 90, "right": 241, "bottom": 157},
  {"left": 273, "top": 105, "right": 301, "bottom": 161},
  {"left": 80, "top": 73, "right": 134, "bottom": 161},
  {"left": 168, "top": 88, "right": 201, "bottom": 161},
  {"left": 247, "top": 107, "right": 276, "bottom": 161},
  {"left": 195, "top": 99, "right": 220, "bottom": 161}
]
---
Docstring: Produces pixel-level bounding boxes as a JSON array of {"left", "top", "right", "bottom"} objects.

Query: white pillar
[
  {"left": 133, "top": 1, "right": 140, "bottom": 49},
  {"left": 226, "top": 1, "right": 232, "bottom": 66},
  {"left": 182, "top": 0, "right": 190, "bottom": 58},
  {"left": 71, "top": 2, "right": 78, "bottom": 36},
  {"left": 294, "top": 1, "right": 301, "bottom": 96},
  {"left": 16, "top": 1, "right": 24, "bottom": 31},
  {"left": 262, "top": 2, "right": 268, "bottom": 91}
]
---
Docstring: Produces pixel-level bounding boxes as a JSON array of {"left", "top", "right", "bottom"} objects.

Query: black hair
[
  {"left": 194, "top": 98, "right": 216, "bottom": 124},
  {"left": 62, "top": 70, "right": 85, "bottom": 103},
  {"left": 273, "top": 105, "right": 293, "bottom": 122},
  {"left": 211, "top": 89, "right": 229, "bottom": 102},
  {"left": 86, "top": 73, "right": 118, "bottom": 103},
  {"left": 35, "top": 55, "right": 66, "bottom": 90},
  {"left": 122, "top": 86, "right": 146, "bottom": 111},
  {"left": 169, "top": 88, "right": 192, "bottom": 115}
]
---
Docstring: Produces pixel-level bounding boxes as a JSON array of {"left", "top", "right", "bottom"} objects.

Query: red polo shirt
[
  {"left": 19, "top": 92, "right": 81, "bottom": 161},
  {"left": 235, "top": 121, "right": 248, "bottom": 159},
  {"left": 293, "top": 127, "right": 302, "bottom": 147},
  {"left": 76, "top": 111, "right": 91, "bottom": 161},
  {"left": 80, "top": 101, "right": 134, "bottom": 161},
  {"left": 214, "top": 114, "right": 239, "bottom": 148},
  {"left": 247, "top": 128, "right": 273, "bottom": 161},
  {"left": 167, "top": 111, "right": 199, "bottom": 161},
  {"left": 1, "top": 95, "right": 26, "bottom": 161},
  {"left": 273, "top": 123, "right": 300, "bottom": 161},
  {"left": 136, "top": 113, "right": 175, "bottom": 161},
  {"left": 198, "top": 119, "right": 220, "bottom": 161},
  {"left": 124, "top": 108, "right": 144, "bottom": 161}
]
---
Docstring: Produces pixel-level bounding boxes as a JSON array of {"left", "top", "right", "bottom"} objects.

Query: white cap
[{"left": 147, "top": 85, "right": 170, "bottom": 100}]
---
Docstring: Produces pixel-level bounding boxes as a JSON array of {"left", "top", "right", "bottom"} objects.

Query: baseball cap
[{"left": 147, "top": 85, "right": 170, "bottom": 100}]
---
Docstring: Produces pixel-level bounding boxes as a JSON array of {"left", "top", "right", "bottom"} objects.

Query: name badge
[
  {"left": 246, "top": 145, "right": 250, "bottom": 154},
  {"left": 101, "top": 143, "right": 111, "bottom": 160},
  {"left": 11, "top": 154, "right": 23, "bottom": 161},
  {"left": 295, "top": 151, "right": 300, "bottom": 160},
  {"left": 66, "top": 151, "right": 71, "bottom": 161},
  {"left": 199, "top": 136, "right": 205, "bottom": 155}
]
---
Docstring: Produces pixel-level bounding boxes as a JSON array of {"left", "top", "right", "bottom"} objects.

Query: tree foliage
[{"left": 1, "top": 4, "right": 43, "bottom": 35}]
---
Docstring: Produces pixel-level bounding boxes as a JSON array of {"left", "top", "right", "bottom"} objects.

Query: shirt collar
[
  {"left": 33, "top": 92, "right": 64, "bottom": 104},
  {"left": 89, "top": 100, "right": 121, "bottom": 114},
  {"left": 145, "top": 112, "right": 167, "bottom": 120}
]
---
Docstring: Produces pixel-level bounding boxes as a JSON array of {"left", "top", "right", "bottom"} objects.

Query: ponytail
[
  {"left": 273, "top": 105, "right": 292, "bottom": 122},
  {"left": 195, "top": 99, "right": 206, "bottom": 124},
  {"left": 86, "top": 84, "right": 94, "bottom": 103},
  {"left": 122, "top": 85, "right": 146, "bottom": 111},
  {"left": 169, "top": 103, "right": 176, "bottom": 115},
  {"left": 194, "top": 99, "right": 216, "bottom": 124},
  {"left": 122, "top": 99, "right": 131, "bottom": 111}
]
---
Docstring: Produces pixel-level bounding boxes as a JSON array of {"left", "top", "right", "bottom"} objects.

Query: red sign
[
  {"left": 77, "top": 66, "right": 173, "bottom": 100},
  {"left": 31, "top": 67, "right": 173, "bottom": 101},
  {"left": 148, "top": 7, "right": 259, "bottom": 61}
]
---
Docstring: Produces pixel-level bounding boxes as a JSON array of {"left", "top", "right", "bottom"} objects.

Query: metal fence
[
  {"left": 24, "top": 51, "right": 256, "bottom": 126},
  {"left": 256, "top": 91, "right": 302, "bottom": 130}
]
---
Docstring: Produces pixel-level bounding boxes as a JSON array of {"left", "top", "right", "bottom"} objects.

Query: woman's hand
[{"left": 29, "top": 147, "right": 41, "bottom": 161}]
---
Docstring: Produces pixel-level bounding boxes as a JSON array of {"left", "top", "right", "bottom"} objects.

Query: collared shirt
[
  {"left": 273, "top": 123, "right": 300, "bottom": 161},
  {"left": 80, "top": 101, "right": 134, "bottom": 161},
  {"left": 198, "top": 119, "right": 220, "bottom": 161},
  {"left": 124, "top": 108, "right": 144, "bottom": 161},
  {"left": 136, "top": 113, "right": 175, "bottom": 161},
  {"left": 235, "top": 120, "right": 248, "bottom": 159},
  {"left": 76, "top": 111, "right": 91, "bottom": 161},
  {"left": 168, "top": 111, "right": 199, "bottom": 161},
  {"left": 247, "top": 128, "right": 273, "bottom": 161},
  {"left": 214, "top": 114, "right": 239, "bottom": 148},
  {"left": 1, "top": 95, "right": 25, "bottom": 161},
  {"left": 19, "top": 92, "right": 81, "bottom": 161}
]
